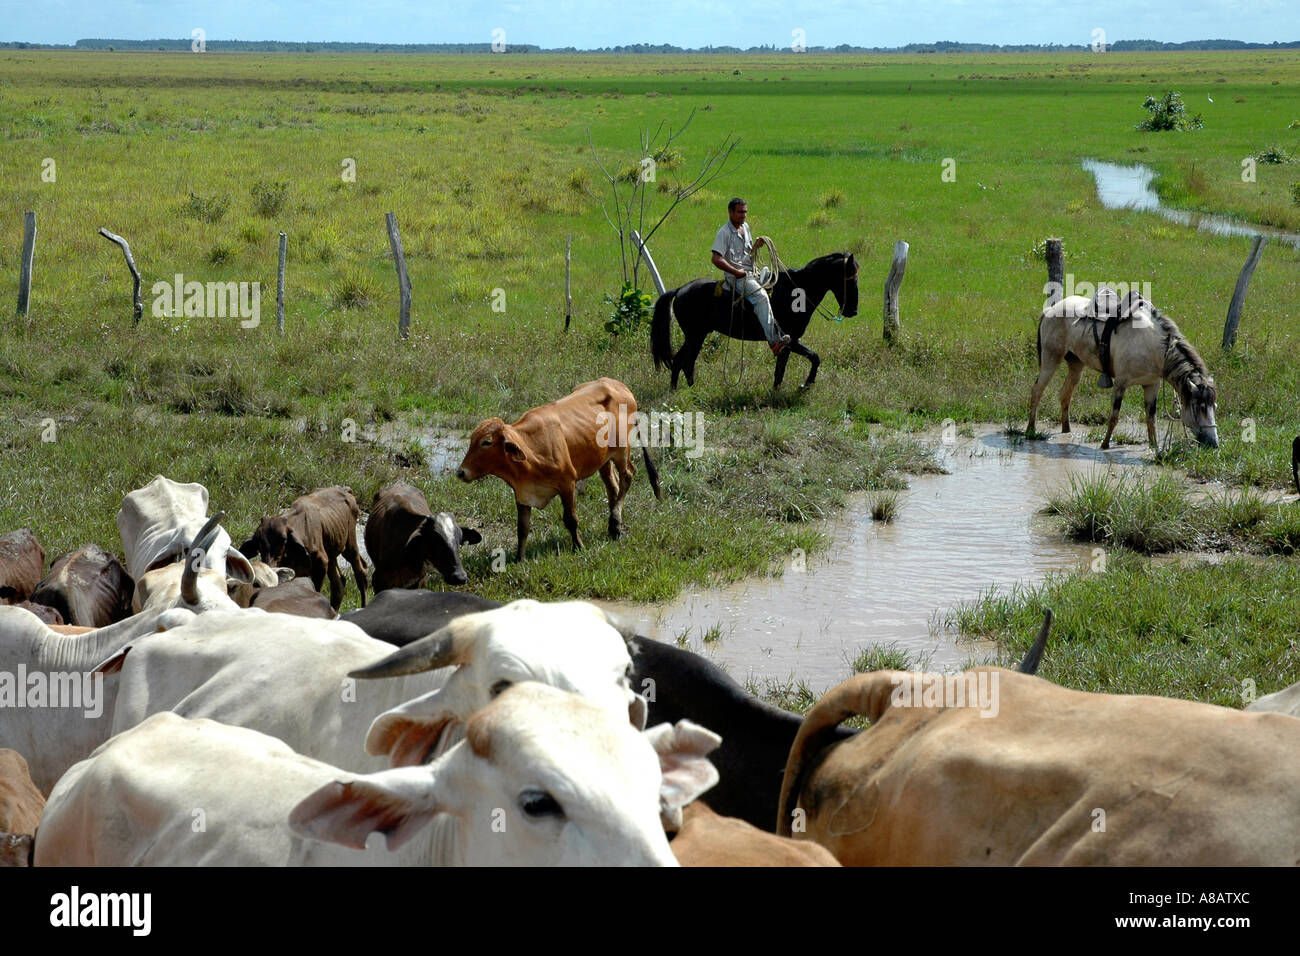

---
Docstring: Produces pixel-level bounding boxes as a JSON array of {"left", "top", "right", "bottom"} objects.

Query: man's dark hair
[{"left": 727, "top": 197, "right": 746, "bottom": 211}]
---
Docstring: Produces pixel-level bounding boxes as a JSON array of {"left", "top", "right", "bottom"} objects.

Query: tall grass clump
[{"left": 1045, "top": 471, "right": 1197, "bottom": 552}]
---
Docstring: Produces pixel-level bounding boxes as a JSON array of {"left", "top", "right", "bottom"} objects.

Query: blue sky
[{"left": 0, "top": 0, "right": 1293, "bottom": 47}]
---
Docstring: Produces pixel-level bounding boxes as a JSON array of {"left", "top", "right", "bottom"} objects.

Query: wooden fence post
[
  {"left": 385, "top": 212, "right": 411, "bottom": 340},
  {"left": 883, "top": 240, "right": 908, "bottom": 345},
  {"left": 16, "top": 212, "right": 35, "bottom": 320},
  {"left": 1045, "top": 237, "right": 1064, "bottom": 306},
  {"left": 630, "top": 229, "right": 666, "bottom": 297},
  {"left": 276, "top": 231, "right": 287, "bottom": 335},
  {"left": 97, "top": 227, "right": 142, "bottom": 323},
  {"left": 1222, "top": 234, "right": 1266, "bottom": 351},
  {"left": 564, "top": 234, "right": 573, "bottom": 331}
]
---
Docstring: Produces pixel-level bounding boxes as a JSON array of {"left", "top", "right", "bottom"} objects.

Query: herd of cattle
[{"left": 2, "top": 375, "right": 1300, "bottom": 866}]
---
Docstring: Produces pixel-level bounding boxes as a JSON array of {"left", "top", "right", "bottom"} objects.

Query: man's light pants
[{"left": 724, "top": 274, "right": 781, "bottom": 345}]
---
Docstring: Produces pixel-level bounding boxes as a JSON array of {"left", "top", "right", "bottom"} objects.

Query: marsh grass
[
  {"left": 1046, "top": 470, "right": 1300, "bottom": 554},
  {"left": 945, "top": 552, "right": 1300, "bottom": 707}
]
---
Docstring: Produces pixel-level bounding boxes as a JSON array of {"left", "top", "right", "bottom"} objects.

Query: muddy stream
[{"left": 596, "top": 427, "right": 1151, "bottom": 692}]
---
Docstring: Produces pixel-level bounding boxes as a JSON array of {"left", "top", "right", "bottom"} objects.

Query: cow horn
[
  {"left": 181, "top": 511, "right": 226, "bottom": 606},
  {"left": 1016, "top": 609, "right": 1052, "bottom": 675},
  {"left": 776, "top": 672, "right": 902, "bottom": 837},
  {"left": 348, "top": 623, "right": 472, "bottom": 679}
]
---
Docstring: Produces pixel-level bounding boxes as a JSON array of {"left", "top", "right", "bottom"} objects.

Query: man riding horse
[{"left": 711, "top": 198, "right": 791, "bottom": 355}]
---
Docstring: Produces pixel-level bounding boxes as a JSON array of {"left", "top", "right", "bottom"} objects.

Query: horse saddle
[{"left": 1091, "top": 288, "right": 1150, "bottom": 388}]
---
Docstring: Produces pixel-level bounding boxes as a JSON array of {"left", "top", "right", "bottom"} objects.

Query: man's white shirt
[{"left": 712, "top": 221, "right": 754, "bottom": 274}]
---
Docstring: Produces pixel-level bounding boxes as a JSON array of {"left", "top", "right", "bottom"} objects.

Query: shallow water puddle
[
  {"left": 1082, "top": 159, "right": 1300, "bottom": 249},
  {"left": 597, "top": 427, "right": 1150, "bottom": 692}
]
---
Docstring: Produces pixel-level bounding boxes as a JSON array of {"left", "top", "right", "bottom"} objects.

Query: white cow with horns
[{"left": 36, "top": 685, "right": 722, "bottom": 866}]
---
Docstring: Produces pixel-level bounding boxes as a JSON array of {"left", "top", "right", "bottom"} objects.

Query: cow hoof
[{"left": 609, "top": 522, "right": 624, "bottom": 540}]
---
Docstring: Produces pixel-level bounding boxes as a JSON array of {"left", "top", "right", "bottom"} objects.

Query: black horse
[{"left": 651, "top": 252, "right": 860, "bottom": 389}]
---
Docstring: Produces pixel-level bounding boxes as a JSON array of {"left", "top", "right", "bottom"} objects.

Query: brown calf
[
  {"left": 241, "top": 486, "right": 369, "bottom": 611},
  {"left": 0, "top": 529, "right": 45, "bottom": 605},
  {"left": 457, "top": 377, "right": 663, "bottom": 560}
]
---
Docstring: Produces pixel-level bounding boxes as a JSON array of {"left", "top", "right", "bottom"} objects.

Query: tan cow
[
  {"left": 1, "top": 750, "right": 44, "bottom": 867},
  {"left": 670, "top": 802, "right": 840, "bottom": 867},
  {"left": 778, "top": 668, "right": 1300, "bottom": 866},
  {"left": 457, "top": 377, "right": 663, "bottom": 560}
]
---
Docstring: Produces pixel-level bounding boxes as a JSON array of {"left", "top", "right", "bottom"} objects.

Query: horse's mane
[{"left": 1153, "top": 304, "right": 1216, "bottom": 403}]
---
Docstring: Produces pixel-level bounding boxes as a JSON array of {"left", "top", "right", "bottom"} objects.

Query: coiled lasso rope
[{"left": 720, "top": 235, "right": 788, "bottom": 388}]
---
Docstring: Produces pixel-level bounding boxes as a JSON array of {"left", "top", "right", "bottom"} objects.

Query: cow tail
[
  {"left": 651, "top": 289, "right": 677, "bottom": 371},
  {"left": 641, "top": 445, "right": 664, "bottom": 502},
  {"left": 776, "top": 672, "right": 899, "bottom": 837},
  {"left": 1036, "top": 317, "right": 1042, "bottom": 371}
]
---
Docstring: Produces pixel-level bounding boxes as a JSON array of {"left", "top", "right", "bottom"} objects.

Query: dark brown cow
[
  {"left": 0, "top": 749, "right": 43, "bottom": 868},
  {"left": 365, "top": 482, "right": 481, "bottom": 592},
  {"left": 241, "top": 486, "right": 369, "bottom": 611},
  {"left": 456, "top": 377, "right": 663, "bottom": 560},
  {"left": 0, "top": 529, "right": 45, "bottom": 605},
  {"left": 30, "top": 544, "right": 134, "bottom": 628}
]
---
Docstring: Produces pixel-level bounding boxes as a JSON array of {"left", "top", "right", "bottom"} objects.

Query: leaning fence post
[
  {"left": 97, "top": 227, "right": 142, "bottom": 323},
  {"left": 276, "top": 231, "right": 287, "bottom": 335},
  {"left": 1222, "top": 234, "right": 1266, "bottom": 351},
  {"left": 1045, "top": 237, "right": 1064, "bottom": 306},
  {"left": 16, "top": 211, "right": 35, "bottom": 320},
  {"left": 385, "top": 212, "right": 411, "bottom": 340},
  {"left": 564, "top": 233, "right": 573, "bottom": 331},
  {"left": 883, "top": 240, "right": 908, "bottom": 345},
  {"left": 630, "top": 229, "right": 666, "bottom": 297}
]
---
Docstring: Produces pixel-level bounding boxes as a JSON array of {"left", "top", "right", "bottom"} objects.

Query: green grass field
[{"left": 2, "top": 50, "right": 1298, "bottom": 701}]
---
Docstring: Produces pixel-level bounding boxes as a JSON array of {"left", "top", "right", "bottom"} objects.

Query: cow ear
[
  {"left": 460, "top": 527, "right": 482, "bottom": 546},
  {"left": 225, "top": 549, "right": 255, "bottom": 584},
  {"left": 503, "top": 440, "right": 527, "bottom": 463},
  {"left": 275, "top": 566, "right": 296, "bottom": 584},
  {"left": 643, "top": 719, "right": 721, "bottom": 830},
  {"left": 366, "top": 688, "right": 461, "bottom": 766},
  {"left": 289, "top": 767, "right": 445, "bottom": 852},
  {"left": 404, "top": 516, "right": 434, "bottom": 555}
]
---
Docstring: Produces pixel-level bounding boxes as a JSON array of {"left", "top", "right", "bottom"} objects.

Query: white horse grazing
[{"left": 1028, "top": 294, "right": 1218, "bottom": 450}]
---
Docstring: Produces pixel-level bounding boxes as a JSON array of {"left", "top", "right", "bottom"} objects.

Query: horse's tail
[
  {"left": 1292, "top": 436, "right": 1299, "bottom": 496},
  {"left": 651, "top": 288, "right": 678, "bottom": 371}
]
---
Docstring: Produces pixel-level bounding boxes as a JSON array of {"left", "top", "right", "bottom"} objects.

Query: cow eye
[
  {"left": 490, "top": 679, "right": 512, "bottom": 698},
  {"left": 481, "top": 438, "right": 492, "bottom": 447},
  {"left": 519, "top": 789, "right": 564, "bottom": 819}
]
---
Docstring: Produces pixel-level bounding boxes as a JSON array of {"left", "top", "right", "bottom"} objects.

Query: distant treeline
[{"left": 1, "top": 37, "right": 1297, "bottom": 53}]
